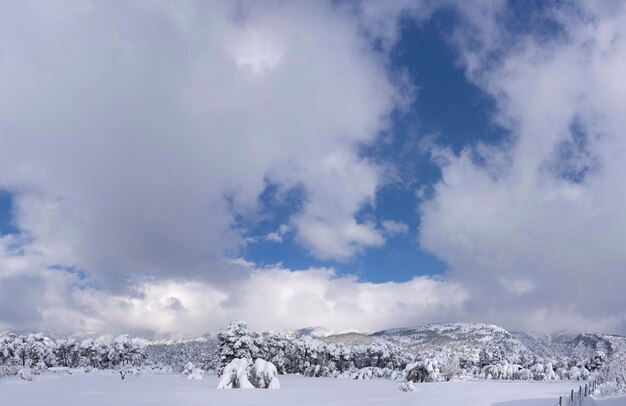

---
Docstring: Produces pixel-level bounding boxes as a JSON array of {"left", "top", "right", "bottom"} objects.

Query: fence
[{"left": 556, "top": 379, "right": 599, "bottom": 406}]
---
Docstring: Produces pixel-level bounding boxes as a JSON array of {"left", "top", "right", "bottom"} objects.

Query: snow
[
  {"left": 593, "top": 398, "right": 626, "bottom": 406},
  {"left": 2, "top": 372, "right": 621, "bottom": 405}
]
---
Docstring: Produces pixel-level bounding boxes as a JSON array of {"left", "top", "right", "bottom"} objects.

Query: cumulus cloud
[
  {"left": 419, "top": 0, "right": 626, "bottom": 333},
  {"left": 0, "top": 0, "right": 402, "bottom": 284},
  {"left": 0, "top": 0, "right": 454, "bottom": 334},
  {"left": 0, "top": 235, "right": 466, "bottom": 335},
  {"left": 90, "top": 266, "right": 466, "bottom": 335},
  {"left": 3, "top": 0, "right": 625, "bottom": 336}
]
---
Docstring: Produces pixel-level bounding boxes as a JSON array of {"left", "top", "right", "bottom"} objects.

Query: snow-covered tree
[
  {"left": 107, "top": 335, "right": 146, "bottom": 368},
  {"left": 54, "top": 339, "right": 80, "bottom": 367},
  {"left": 146, "top": 339, "right": 218, "bottom": 373},
  {"left": 589, "top": 350, "right": 608, "bottom": 371},
  {"left": 598, "top": 350, "right": 626, "bottom": 392},
  {"left": 439, "top": 353, "right": 460, "bottom": 381},
  {"left": 217, "top": 321, "right": 259, "bottom": 374}
]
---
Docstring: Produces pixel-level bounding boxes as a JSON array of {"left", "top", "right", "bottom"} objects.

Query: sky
[{"left": 1, "top": 0, "right": 626, "bottom": 337}]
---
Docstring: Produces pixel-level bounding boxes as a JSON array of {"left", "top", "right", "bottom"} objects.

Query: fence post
[
  {"left": 579, "top": 386, "right": 582, "bottom": 406},
  {"left": 558, "top": 395, "right": 562, "bottom": 406},
  {"left": 571, "top": 389, "right": 574, "bottom": 403},
  {"left": 585, "top": 383, "right": 587, "bottom": 396}
]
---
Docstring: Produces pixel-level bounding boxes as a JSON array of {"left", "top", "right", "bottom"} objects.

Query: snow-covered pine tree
[{"left": 216, "top": 320, "right": 259, "bottom": 374}]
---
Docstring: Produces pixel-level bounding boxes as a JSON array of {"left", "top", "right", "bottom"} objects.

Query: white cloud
[
  {"left": 229, "top": 25, "right": 286, "bottom": 76},
  {"left": 86, "top": 266, "right": 467, "bottom": 335},
  {"left": 265, "top": 224, "right": 290, "bottom": 243},
  {"left": 287, "top": 150, "right": 386, "bottom": 260},
  {"left": 0, "top": 0, "right": 403, "bottom": 287},
  {"left": 381, "top": 220, "right": 409, "bottom": 237},
  {"left": 0, "top": 1, "right": 457, "bottom": 334},
  {"left": 0, "top": 235, "right": 466, "bottom": 335},
  {"left": 419, "top": 1, "right": 626, "bottom": 333},
  {"left": 4, "top": 0, "right": 625, "bottom": 336},
  {"left": 265, "top": 232, "right": 282, "bottom": 243}
]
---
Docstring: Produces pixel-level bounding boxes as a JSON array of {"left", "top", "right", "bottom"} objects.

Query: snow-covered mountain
[
  {"left": 318, "top": 332, "right": 375, "bottom": 345},
  {"left": 511, "top": 331, "right": 626, "bottom": 359},
  {"left": 370, "top": 323, "right": 532, "bottom": 360},
  {"left": 291, "top": 327, "right": 372, "bottom": 339},
  {"left": 7, "top": 322, "right": 626, "bottom": 362},
  {"left": 133, "top": 333, "right": 214, "bottom": 346},
  {"left": 0, "top": 329, "right": 214, "bottom": 346},
  {"left": 289, "top": 322, "right": 626, "bottom": 362}
]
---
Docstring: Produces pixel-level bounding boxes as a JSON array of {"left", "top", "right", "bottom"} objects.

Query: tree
[
  {"left": 107, "top": 335, "right": 146, "bottom": 380},
  {"left": 216, "top": 321, "right": 259, "bottom": 374},
  {"left": 600, "top": 350, "right": 626, "bottom": 389},
  {"left": 440, "top": 353, "right": 460, "bottom": 381}
]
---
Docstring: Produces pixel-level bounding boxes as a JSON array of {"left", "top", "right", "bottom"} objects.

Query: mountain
[
  {"left": 318, "top": 332, "right": 375, "bottom": 345},
  {"left": 370, "top": 323, "right": 532, "bottom": 360},
  {"left": 291, "top": 327, "right": 371, "bottom": 339},
  {"left": 511, "top": 331, "right": 626, "bottom": 359},
  {"left": 7, "top": 322, "right": 626, "bottom": 362},
  {"left": 0, "top": 329, "right": 214, "bottom": 346}
]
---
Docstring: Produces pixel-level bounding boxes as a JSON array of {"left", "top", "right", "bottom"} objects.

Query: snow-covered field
[{"left": 3, "top": 373, "right": 623, "bottom": 406}]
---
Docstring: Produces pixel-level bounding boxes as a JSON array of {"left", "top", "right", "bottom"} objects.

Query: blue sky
[
  {"left": 242, "top": 8, "right": 504, "bottom": 282},
  {"left": 2, "top": 1, "right": 626, "bottom": 336},
  {"left": 0, "top": 190, "right": 17, "bottom": 236}
]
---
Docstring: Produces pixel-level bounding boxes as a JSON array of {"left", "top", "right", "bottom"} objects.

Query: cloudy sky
[{"left": 1, "top": 0, "right": 626, "bottom": 337}]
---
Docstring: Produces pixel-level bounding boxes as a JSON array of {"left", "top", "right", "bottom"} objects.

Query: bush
[
  {"left": 399, "top": 381, "right": 415, "bottom": 392},
  {"left": 217, "top": 358, "right": 280, "bottom": 389}
]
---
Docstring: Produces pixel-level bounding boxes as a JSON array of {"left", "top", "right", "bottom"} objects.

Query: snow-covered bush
[
  {"left": 304, "top": 364, "right": 331, "bottom": 378},
  {"left": 18, "top": 367, "right": 33, "bottom": 381},
  {"left": 182, "top": 362, "right": 204, "bottom": 380},
  {"left": 566, "top": 365, "right": 589, "bottom": 380},
  {"left": 348, "top": 367, "right": 394, "bottom": 380},
  {"left": 516, "top": 368, "right": 533, "bottom": 380},
  {"left": 217, "top": 358, "right": 281, "bottom": 389},
  {"left": 251, "top": 358, "right": 280, "bottom": 389},
  {"left": 399, "top": 381, "right": 415, "bottom": 392},
  {"left": 217, "top": 358, "right": 254, "bottom": 389},
  {"left": 187, "top": 369, "right": 204, "bottom": 380},
  {"left": 182, "top": 362, "right": 195, "bottom": 376},
  {"left": 405, "top": 360, "right": 438, "bottom": 383}
]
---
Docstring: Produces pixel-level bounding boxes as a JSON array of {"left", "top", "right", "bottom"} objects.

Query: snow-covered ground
[{"left": 3, "top": 373, "right": 624, "bottom": 405}]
